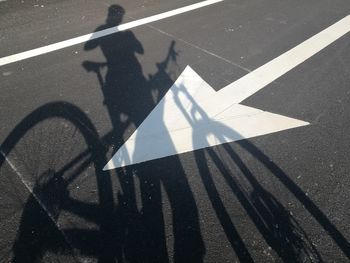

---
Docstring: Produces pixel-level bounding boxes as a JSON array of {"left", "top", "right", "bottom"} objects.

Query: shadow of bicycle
[{"left": 1, "top": 4, "right": 349, "bottom": 263}]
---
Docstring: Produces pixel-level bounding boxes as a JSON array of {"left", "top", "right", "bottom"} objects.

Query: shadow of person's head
[{"left": 106, "top": 5, "right": 125, "bottom": 26}]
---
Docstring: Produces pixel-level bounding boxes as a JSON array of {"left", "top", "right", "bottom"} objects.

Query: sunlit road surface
[{"left": 1, "top": 0, "right": 350, "bottom": 262}]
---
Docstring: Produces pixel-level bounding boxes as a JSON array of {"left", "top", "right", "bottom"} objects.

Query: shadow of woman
[
  {"left": 83, "top": 5, "right": 152, "bottom": 149},
  {"left": 83, "top": 5, "right": 205, "bottom": 262}
]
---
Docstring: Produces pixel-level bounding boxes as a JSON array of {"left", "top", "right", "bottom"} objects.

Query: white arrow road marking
[
  {"left": 104, "top": 67, "right": 308, "bottom": 169},
  {"left": 0, "top": 0, "right": 224, "bottom": 67},
  {"left": 104, "top": 15, "right": 350, "bottom": 170}
]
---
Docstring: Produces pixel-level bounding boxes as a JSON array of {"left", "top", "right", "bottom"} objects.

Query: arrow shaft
[{"left": 211, "top": 15, "right": 350, "bottom": 111}]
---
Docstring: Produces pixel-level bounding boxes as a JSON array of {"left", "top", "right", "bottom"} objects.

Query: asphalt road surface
[{"left": 1, "top": 0, "right": 350, "bottom": 262}]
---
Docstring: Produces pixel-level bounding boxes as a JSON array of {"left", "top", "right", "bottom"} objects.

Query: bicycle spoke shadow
[{"left": 0, "top": 101, "right": 110, "bottom": 262}]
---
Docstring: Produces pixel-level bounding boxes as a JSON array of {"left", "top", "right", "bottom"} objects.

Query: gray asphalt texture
[{"left": 1, "top": 0, "right": 350, "bottom": 262}]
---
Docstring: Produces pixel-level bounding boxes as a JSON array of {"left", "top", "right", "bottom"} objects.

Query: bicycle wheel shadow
[
  {"left": 170, "top": 73, "right": 350, "bottom": 261},
  {"left": 0, "top": 101, "right": 112, "bottom": 262}
]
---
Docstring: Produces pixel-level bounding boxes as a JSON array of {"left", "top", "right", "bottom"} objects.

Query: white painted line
[{"left": 0, "top": 0, "right": 224, "bottom": 67}]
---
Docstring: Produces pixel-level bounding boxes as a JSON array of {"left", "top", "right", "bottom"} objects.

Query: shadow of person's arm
[
  {"left": 84, "top": 38, "right": 99, "bottom": 51},
  {"left": 84, "top": 26, "right": 105, "bottom": 51},
  {"left": 129, "top": 31, "right": 144, "bottom": 54}
]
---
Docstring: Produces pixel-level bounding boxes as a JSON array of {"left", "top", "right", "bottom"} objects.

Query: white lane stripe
[
  {"left": 218, "top": 15, "right": 350, "bottom": 104},
  {"left": 0, "top": 0, "right": 224, "bottom": 67}
]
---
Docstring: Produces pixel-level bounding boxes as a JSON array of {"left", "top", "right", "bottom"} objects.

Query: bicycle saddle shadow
[{"left": 82, "top": 61, "right": 106, "bottom": 73}]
